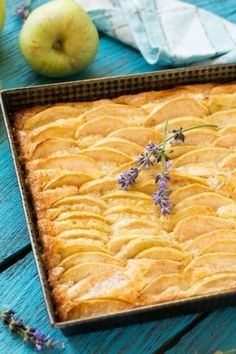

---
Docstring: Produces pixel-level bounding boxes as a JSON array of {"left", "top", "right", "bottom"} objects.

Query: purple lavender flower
[
  {"left": 118, "top": 168, "right": 139, "bottom": 190},
  {"left": 166, "top": 160, "right": 172, "bottom": 170},
  {"left": 146, "top": 142, "right": 160, "bottom": 153},
  {"left": 169, "top": 127, "right": 185, "bottom": 144},
  {"left": 153, "top": 188, "right": 171, "bottom": 215},
  {"left": 154, "top": 173, "right": 169, "bottom": 187},
  {"left": 136, "top": 152, "right": 154, "bottom": 168},
  {"left": 0, "top": 310, "right": 63, "bottom": 352},
  {"left": 145, "top": 142, "right": 165, "bottom": 162},
  {"left": 153, "top": 173, "right": 172, "bottom": 215},
  {"left": 14, "top": 2, "right": 31, "bottom": 21}
]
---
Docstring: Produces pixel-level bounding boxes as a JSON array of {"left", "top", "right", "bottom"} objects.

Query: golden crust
[{"left": 14, "top": 82, "right": 236, "bottom": 322}]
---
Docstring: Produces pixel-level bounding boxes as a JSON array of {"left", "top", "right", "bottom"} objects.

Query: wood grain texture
[
  {"left": 166, "top": 307, "right": 236, "bottom": 354},
  {"left": 0, "top": 118, "right": 29, "bottom": 262},
  {"left": 0, "top": 253, "right": 196, "bottom": 354}
]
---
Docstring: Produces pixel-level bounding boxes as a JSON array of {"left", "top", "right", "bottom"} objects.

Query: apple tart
[{"left": 14, "top": 83, "right": 236, "bottom": 321}]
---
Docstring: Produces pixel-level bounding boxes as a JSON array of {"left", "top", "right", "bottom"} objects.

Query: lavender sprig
[
  {"left": 117, "top": 167, "right": 139, "bottom": 190},
  {"left": 0, "top": 310, "right": 64, "bottom": 352},
  {"left": 152, "top": 120, "right": 172, "bottom": 215},
  {"left": 15, "top": 0, "right": 32, "bottom": 21},
  {"left": 153, "top": 174, "right": 171, "bottom": 215},
  {"left": 169, "top": 127, "right": 185, "bottom": 145},
  {"left": 117, "top": 121, "right": 217, "bottom": 215}
]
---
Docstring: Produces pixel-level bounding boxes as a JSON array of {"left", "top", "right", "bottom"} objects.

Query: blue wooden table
[{"left": 1, "top": 0, "right": 236, "bottom": 353}]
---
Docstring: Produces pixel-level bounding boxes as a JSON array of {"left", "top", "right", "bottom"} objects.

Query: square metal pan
[{"left": 1, "top": 63, "right": 236, "bottom": 336}]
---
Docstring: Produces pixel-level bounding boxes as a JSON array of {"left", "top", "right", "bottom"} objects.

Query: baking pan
[{"left": 1, "top": 63, "right": 236, "bottom": 336}]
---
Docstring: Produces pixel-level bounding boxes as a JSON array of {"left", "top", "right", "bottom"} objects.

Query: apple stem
[{"left": 53, "top": 40, "right": 63, "bottom": 50}]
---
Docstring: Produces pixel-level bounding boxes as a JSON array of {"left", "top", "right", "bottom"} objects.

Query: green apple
[
  {"left": 19, "top": 0, "right": 99, "bottom": 78},
  {"left": 0, "top": 0, "right": 5, "bottom": 32}
]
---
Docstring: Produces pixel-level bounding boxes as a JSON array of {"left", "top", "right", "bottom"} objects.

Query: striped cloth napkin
[{"left": 76, "top": 0, "right": 236, "bottom": 68}]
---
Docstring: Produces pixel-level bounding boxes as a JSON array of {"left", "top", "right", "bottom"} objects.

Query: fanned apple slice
[
  {"left": 47, "top": 203, "right": 105, "bottom": 220},
  {"left": 103, "top": 191, "right": 153, "bottom": 209},
  {"left": 60, "top": 252, "right": 126, "bottom": 270},
  {"left": 59, "top": 240, "right": 113, "bottom": 259},
  {"left": 189, "top": 273, "right": 236, "bottom": 296},
  {"left": 133, "top": 180, "right": 156, "bottom": 195},
  {"left": 171, "top": 183, "right": 212, "bottom": 205},
  {"left": 205, "top": 109, "right": 236, "bottom": 127},
  {"left": 220, "top": 126, "right": 236, "bottom": 135},
  {"left": 217, "top": 204, "right": 236, "bottom": 218},
  {"left": 49, "top": 196, "right": 106, "bottom": 217},
  {"left": 44, "top": 172, "right": 93, "bottom": 190},
  {"left": 166, "top": 206, "right": 214, "bottom": 232},
  {"left": 175, "top": 192, "right": 233, "bottom": 211},
  {"left": 169, "top": 172, "right": 207, "bottom": 189},
  {"left": 110, "top": 161, "right": 136, "bottom": 177},
  {"left": 55, "top": 211, "right": 108, "bottom": 224},
  {"left": 93, "top": 137, "right": 143, "bottom": 156},
  {"left": 200, "top": 240, "right": 236, "bottom": 255},
  {"left": 80, "top": 103, "right": 145, "bottom": 124},
  {"left": 108, "top": 127, "right": 162, "bottom": 146},
  {"left": 29, "top": 118, "right": 83, "bottom": 143},
  {"left": 107, "top": 235, "right": 157, "bottom": 254},
  {"left": 34, "top": 155, "right": 102, "bottom": 177},
  {"left": 36, "top": 186, "right": 78, "bottom": 209},
  {"left": 181, "top": 129, "right": 219, "bottom": 147},
  {"left": 210, "top": 84, "right": 236, "bottom": 95},
  {"left": 184, "top": 253, "right": 236, "bottom": 275},
  {"left": 146, "top": 97, "right": 208, "bottom": 126},
  {"left": 184, "top": 229, "right": 236, "bottom": 254},
  {"left": 143, "top": 260, "right": 184, "bottom": 280},
  {"left": 28, "top": 169, "right": 61, "bottom": 190},
  {"left": 59, "top": 262, "right": 123, "bottom": 284},
  {"left": 213, "top": 134, "right": 236, "bottom": 149},
  {"left": 154, "top": 116, "right": 206, "bottom": 133},
  {"left": 139, "top": 273, "right": 188, "bottom": 303},
  {"left": 135, "top": 247, "right": 190, "bottom": 263},
  {"left": 22, "top": 106, "right": 81, "bottom": 130},
  {"left": 52, "top": 218, "right": 110, "bottom": 234},
  {"left": 117, "top": 238, "right": 175, "bottom": 260},
  {"left": 208, "top": 94, "right": 236, "bottom": 113},
  {"left": 114, "top": 84, "right": 213, "bottom": 107},
  {"left": 173, "top": 148, "right": 229, "bottom": 168},
  {"left": 173, "top": 215, "right": 236, "bottom": 242},
  {"left": 57, "top": 229, "right": 108, "bottom": 242},
  {"left": 82, "top": 147, "right": 132, "bottom": 165},
  {"left": 103, "top": 191, "right": 151, "bottom": 202},
  {"left": 220, "top": 153, "right": 236, "bottom": 168},
  {"left": 76, "top": 116, "right": 128, "bottom": 138},
  {"left": 30, "top": 124, "right": 75, "bottom": 143},
  {"left": 169, "top": 146, "right": 197, "bottom": 159},
  {"left": 66, "top": 270, "right": 137, "bottom": 303},
  {"left": 31, "top": 138, "right": 79, "bottom": 160},
  {"left": 104, "top": 205, "right": 156, "bottom": 223},
  {"left": 175, "top": 164, "right": 225, "bottom": 178},
  {"left": 67, "top": 299, "right": 131, "bottom": 321},
  {"left": 111, "top": 219, "right": 163, "bottom": 236},
  {"left": 79, "top": 177, "right": 118, "bottom": 195},
  {"left": 53, "top": 195, "right": 106, "bottom": 209}
]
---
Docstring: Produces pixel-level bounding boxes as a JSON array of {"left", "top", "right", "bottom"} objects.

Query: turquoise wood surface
[{"left": 1, "top": 0, "right": 236, "bottom": 353}]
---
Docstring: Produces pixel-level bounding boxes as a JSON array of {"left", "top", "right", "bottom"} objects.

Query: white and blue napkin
[{"left": 76, "top": 0, "right": 236, "bottom": 68}]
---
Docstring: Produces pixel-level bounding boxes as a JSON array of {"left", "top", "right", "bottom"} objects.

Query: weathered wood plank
[
  {"left": 0, "top": 118, "right": 29, "bottom": 262},
  {"left": 186, "top": 0, "right": 236, "bottom": 21},
  {"left": 0, "top": 252, "right": 197, "bottom": 354},
  {"left": 166, "top": 307, "right": 236, "bottom": 354}
]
